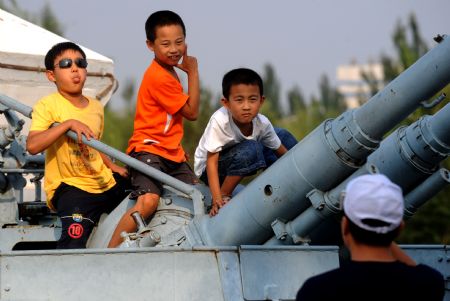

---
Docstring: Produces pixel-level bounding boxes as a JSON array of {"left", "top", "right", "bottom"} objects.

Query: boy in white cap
[{"left": 296, "top": 174, "right": 444, "bottom": 301}]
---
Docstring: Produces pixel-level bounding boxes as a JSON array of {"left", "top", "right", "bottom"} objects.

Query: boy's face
[
  {"left": 46, "top": 49, "right": 87, "bottom": 96},
  {"left": 147, "top": 24, "right": 186, "bottom": 67},
  {"left": 222, "top": 84, "right": 265, "bottom": 127}
]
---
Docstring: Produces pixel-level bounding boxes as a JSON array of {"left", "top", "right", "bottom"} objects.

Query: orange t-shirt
[{"left": 127, "top": 60, "right": 189, "bottom": 162}]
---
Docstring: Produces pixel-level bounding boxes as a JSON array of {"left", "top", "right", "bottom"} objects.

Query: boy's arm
[
  {"left": 26, "top": 119, "right": 95, "bottom": 155},
  {"left": 176, "top": 47, "right": 200, "bottom": 121},
  {"left": 100, "top": 153, "right": 129, "bottom": 178},
  {"left": 390, "top": 242, "right": 417, "bottom": 266},
  {"left": 274, "top": 144, "right": 288, "bottom": 157},
  {"left": 206, "top": 151, "right": 225, "bottom": 216}
]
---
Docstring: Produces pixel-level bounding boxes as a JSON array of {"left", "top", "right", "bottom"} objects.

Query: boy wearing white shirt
[{"left": 194, "top": 68, "right": 297, "bottom": 216}]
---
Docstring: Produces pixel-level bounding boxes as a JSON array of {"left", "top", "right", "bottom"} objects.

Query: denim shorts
[
  {"left": 201, "top": 127, "right": 297, "bottom": 185},
  {"left": 263, "top": 127, "right": 298, "bottom": 166}
]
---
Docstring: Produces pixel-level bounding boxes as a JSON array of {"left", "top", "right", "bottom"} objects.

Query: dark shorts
[
  {"left": 52, "top": 173, "right": 130, "bottom": 249},
  {"left": 128, "top": 152, "right": 197, "bottom": 199},
  {"left": 201, "top": 127, "right": 297, "bottom": 185}
]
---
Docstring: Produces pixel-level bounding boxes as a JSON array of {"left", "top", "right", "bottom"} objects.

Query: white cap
[{"left": 343, "top": 174, "right": 404, "bottom": 234}]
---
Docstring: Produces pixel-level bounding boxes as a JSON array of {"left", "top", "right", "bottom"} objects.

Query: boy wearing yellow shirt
[{"left": 27, "top": 42, "right": 129, "bottom": 249}]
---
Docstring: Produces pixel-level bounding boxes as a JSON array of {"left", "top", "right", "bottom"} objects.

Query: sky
[{"left": 11, "top": 0, "right": 450, "bottom": 110}]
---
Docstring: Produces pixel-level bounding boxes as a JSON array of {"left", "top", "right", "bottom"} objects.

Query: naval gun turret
[{"left": 0, "top": 35, "right": 449, "bottom": 301}]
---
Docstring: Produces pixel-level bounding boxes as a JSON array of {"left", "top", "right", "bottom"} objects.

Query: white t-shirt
[{"left": 194, "top": 107, "right": 281, "bottom": 176}]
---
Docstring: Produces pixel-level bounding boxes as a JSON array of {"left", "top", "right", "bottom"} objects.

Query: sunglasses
[{"left": 55, "top": 58, "right": 88, "bottom": 69}]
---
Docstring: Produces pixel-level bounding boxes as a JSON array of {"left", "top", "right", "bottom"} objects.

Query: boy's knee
[
  {"left": 233, "top": 140, "right": 263, "bottom": 164},
  {"left": 219, "top": 140, "right": 265, "bottom": 176},
  {"left": 135, "top": 193, "right": 159, "bottom": 218},
  {"left": 275, "top": 127, "right": 297, "bottom": 150}
]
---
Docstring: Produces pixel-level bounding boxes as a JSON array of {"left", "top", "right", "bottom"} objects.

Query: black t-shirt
[{"left": 296, "top": 261, "right": 444, "bottom": 301}]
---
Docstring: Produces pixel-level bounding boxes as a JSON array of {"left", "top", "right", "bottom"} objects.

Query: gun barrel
[
  {"left": 268, "top": 99, "right": 450, "bottom": 245},
  {"left": 404, "top": 169, "right": 450, "bottom": 219},
  {"left": 355, "top": 36, "right": 450, "bottom": 138}
]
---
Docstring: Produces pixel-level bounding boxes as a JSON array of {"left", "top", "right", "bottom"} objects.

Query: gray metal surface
[
  {"left": 0, "top": 226, "right": 59, "bottom": 252},
  {"left": 216, "top": 251, "right": 244, "bottom": 301},
  {"left": 404, "top": 169, "right": 450, "bottom": 219},
  {"left": 0, "top": 246, "right": 340, "bottom": 301},
  {"left": 1, "top": 248, "right": 224, "bottom": 301},
  {"left": 265, "top": 163, "right": 378, "bottom": 245},
  {"left": 367, "top": 102, "right": 450, "bottom": 192},
  {"left": 403, "top": 245, "right": 450, "bottom": 299},
  {"left": 239, "top": 246, "right": 339, "bottom": 300}
]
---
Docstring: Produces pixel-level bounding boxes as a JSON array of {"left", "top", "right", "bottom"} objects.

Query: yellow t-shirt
[{"left": 29, "top": 92, "right": 116, "bottom": 210}]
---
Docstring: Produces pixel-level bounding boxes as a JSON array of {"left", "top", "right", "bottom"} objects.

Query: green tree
[
  {"left": 360, "top": 70, "right": 381, "bottom": 105},
  {"left": 260, "top": 98, "right": 281, "bottom": 122},
  {"left": 362, "top": 13, "right": 429, "bottom": 101},
  {"left": 0, "top": 0, "right": 37, "bottom": 23},
  {"left": 287, "top": 85, "right": 306, "bottom": 115},
  {"left": 318, "top": 74, "right": 345, "bottom": 112},
  {"left": 102, "top": 78, "right": 136, "bottom": 153},
  {"left": 390, "top": 14, "right": 428, "bottom": 78},
  {"left": 0, "top": 0, "right": 64, "bottom": 35},
  {"left": 39, "top": 3, "right": 64, "bottom": 36},
  {"left": 262, "top": 63, "right": 283, "bottom": 119},
  {"left": 279, "top": 72, "right": 346, "bottom": 143},
  {"left": 375, "top": 14, "right": 428, "bottom": 84}
]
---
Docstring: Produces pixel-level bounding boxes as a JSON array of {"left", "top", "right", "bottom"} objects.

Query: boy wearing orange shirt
[{"left": 108, "top": 10, "right": 199, "bottom": 247}]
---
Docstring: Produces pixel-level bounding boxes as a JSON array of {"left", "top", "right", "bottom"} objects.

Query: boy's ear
[
  {"left": 46, "top": 70, "right": 56, "bottom": 83},
  {"left": 398, "top": 220, "right": 405, "bottom": 232},
  {"left": 146, "top": 40, "right": 154, "bottom": 51},
  {"left": 260, "top": 95, "right": 265, "bottom": 105},
  {"left": 221, "top": 97, "right": 230, "bottom": 109},
  {"left": 341, "top": 216, "right": 350, "bottom": 236}
]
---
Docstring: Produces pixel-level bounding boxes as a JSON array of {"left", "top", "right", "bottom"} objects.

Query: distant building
[{"left": 336, "top": 61, "right": 384, "bottom": 108}]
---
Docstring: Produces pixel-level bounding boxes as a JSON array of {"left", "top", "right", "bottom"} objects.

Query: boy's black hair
[
  {"left": 145, "top": 10, "right": 186, "bottom": 42},
  {"left": 44, "top": 41, "right": 86, "bottom": 71},
  {"left": 222, "top": 68, "right": 264, "bottom": 99},
  {"left": 346, "top": 215, "right": 400, "bottom": 247}
]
